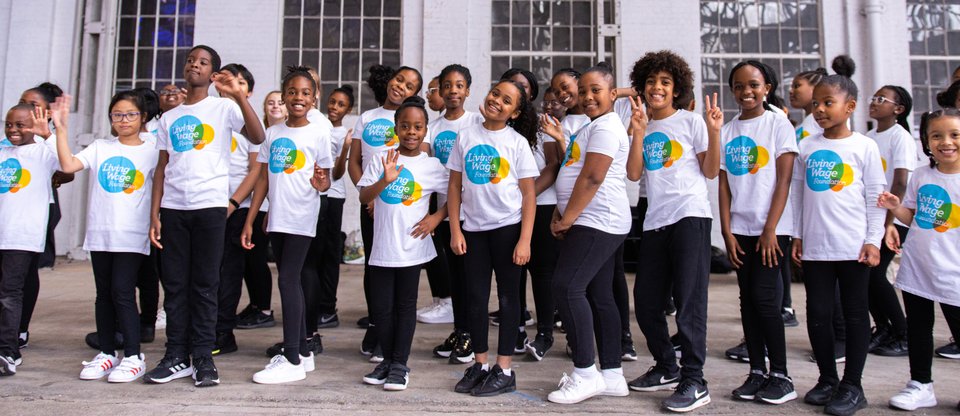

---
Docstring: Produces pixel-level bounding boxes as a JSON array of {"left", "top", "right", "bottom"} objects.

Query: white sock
[
  {"left": 573, "top": 364, "right": 600, "bottom": 379},
  {"left": 480, "top": 363, "right": 490, "bottom": 371},
  {"left": 518, "top": 326, "right": 525, "bottom": 332},
  {"left": 601, "top": 367, "right": 623, "bottom": 377},
  {"left": 783, "top": 307, "right": 794, "bottom": 313},
  {"left": 261, "top": 310, "right": 272, "bottom": 315},
  {"left": 502, "top": 367, "right": 512, "bottom": 376}
]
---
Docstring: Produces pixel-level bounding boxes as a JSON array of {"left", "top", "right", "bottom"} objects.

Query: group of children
[{"left": 0, "top": 44, "right": 957, "bottom": 416}]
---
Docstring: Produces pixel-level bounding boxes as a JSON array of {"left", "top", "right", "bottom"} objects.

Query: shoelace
[
  {"left": 82, "top": 354, "right": 114, "bottom": 369},
  {"left": 264, "top": 355, "right": 288, "bottom": 370},
  {"left": 556, "top": 373, "right": 579, "bottom": 392}
]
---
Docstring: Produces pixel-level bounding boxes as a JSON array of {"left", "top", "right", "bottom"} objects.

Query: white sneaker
[
  {"left": 80, "top": 352, "right": 119, "bottom": 380},
  {"left": 417, "top": 298, "right": 454, "bottom": 324},
  {"left": 108, "top": 354, "right": 146, "bottom": 383},
  {"left": 600, "top": 370, "right": 629, "bottom": 397},
  {"left": 547, "top": 371, "right": 607, "bottom": 404},
  {"left": 0, "top": 356, "right": 15, "bottom": 376},
  {"left": 301, "top": 352, "right": 315, "bottom": 372},
  {"left": 416, "top": 297, "right": 440, "bottom": 315},
  {"left": 253, "top": 355, "right": 306, "bottom": 385},
  {"left": 155, "top": 309, "right": 167, "bottom": 330},
  {"left": 889, "top": 380, "right": 937, "bottom": 411}
]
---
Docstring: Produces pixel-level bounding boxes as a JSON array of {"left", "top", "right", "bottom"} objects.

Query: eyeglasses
[
  {"left": 870, "top": 96, "right": 899, "bottom": 105},
  {"left": 109, "top": 112, "right": 143, "bottom": 122},
  {"left": 159, "top": 90, "right": 180, "bottom": 96},
  {"left": 423, "top": 88, "right": 438, "bottom": 97}
]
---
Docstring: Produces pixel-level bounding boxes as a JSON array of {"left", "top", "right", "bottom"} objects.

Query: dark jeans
[
  {"left": 270, "top": 232, "right": 312, "bottom": 363},
  {"left": 243, "top": 211, "right": 272, "bottom": 309},
  {"left": 435, "top": 221, "right": 468, "bottom": 330},
  {"left": 0, "top": 250, "right": 35, "bottom": 356},
  {"left": 137, "top": 247, "right": 160, "bottom": 327},
  {"left": 869, "top": 225, "right": 909, "bottom": 335},
  {"left": 463, "top": 224, "right": 522, "bottom": 356},
  {"left": 91, "top": 251, "right": 145, "bottom": 356},
  {"left": 553, "top": 225, "right": 626, "bottom": 370},
  {"left": 734, "top": 234, "right": 790, "bottom": 375},
  {"left": 902, "top": 291, "right": 960, "bottom": 383},
  {"left": 369, "top": 264, "right": 421, "bottom": 365},
  {"left": 158, "top": 207, "right": 226, "bottom": 358},
  {"left": 803, "top": 260, "right": 871, "bottom": 387},
  {"left": 217, "top": 208, "right": 252, "bottom": 333},
  {"left": 526, "top": 204, "right": 559, "bottom": 335},
  {"left": 634, "top": 217, "right": 712, "bottom": 383}
]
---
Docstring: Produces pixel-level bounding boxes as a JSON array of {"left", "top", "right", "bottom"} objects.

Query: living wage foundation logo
[
  {"left": 98, "top": 156, "right": 145, "bottom": 194},
  {"left": 433, "top": 130, "right": 457, "bottom": 164},
  {"left": 464, "top": 144, "right": 510, "bottom": 184},
  {"left": 0, "top": 158, "right": 30, "bottom": 193},
  {"left": 915, "top": 184, "right": 960, "bottom": 233},
  {"left": 363, "top": 119, "right": 399, "bottom": 148},
  {"left": 724, "top": 136, "right": 769, "bottom": 175},
  {"left": 562, "top": 134, "right": 580, "bottom": 167},
  {"left": 805, "top": 149, "right": 854, "bottom": 192},
  {"left": 643, "top": 132, "right": 683, "bottom": 170},
  {"left": 269, "top": 138, "right": 306, "bottom": 174},
  {"left": 380, "top": 167, "right": 422, "bottom": 206},
  {"left": 169, "top": 115, "right": 215, "bottom": 152}
]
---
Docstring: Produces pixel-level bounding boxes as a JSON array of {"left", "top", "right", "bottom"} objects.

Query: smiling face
[
  {"left": 731, "top": 64, "right": 770, "bottom": 118},
  {"left": 19, "top": 90, "right": 48, "bottom": 111},
  {"left": 868, "top": 87, "right": 901, "bottom": 121},
  {"left": 386, "top": 69, "right": 421, "bottom": 107},
  {"left": 183, "top": 48, "right": 215, "bottom": 87},
  {"left": 441, "top": 71, "right": 470, "bottom": 111},
  {"left": 551, "top": 73, "right": 579, "bottom": 110},
  {"left": 480, "top": 81, "right": 522, "bottom": 123},
  {"left": 395, "top": 106, "right": 427, "bottom": 152},
  {"left": 4, "top": 108, "right": 35, "bottom": 146},
  {"left": 110, "top": 99, "right": 144, "bottom": 137},
  {"left": 160, "top": 84, "right": 184, "bottom": 111},
  {"left": 283, "top": 75, "right": 317, "bottom": 119},
  {"left": 264, "top": 91, "right": 287, "bottom": 124},
  {"left": 811, "top": 83, "right": 855, "bottom": 131},
  {"left": 578, "top": 71, "right": 616, "bottom": 120},
  {"left": 542, "top": 89, "right": 565, "bottom": 119},
  {"left": 789, "top": 78, "right": 814, "bottom": 110},
  {"left": 326, "top": 91, "right": 351, "bottom": 124},
  {"left": 643, "top": 70, "right": 677, "bottom": 114},
  {"left": 926, "top": 116, "right": 960, "bottom": 167}
]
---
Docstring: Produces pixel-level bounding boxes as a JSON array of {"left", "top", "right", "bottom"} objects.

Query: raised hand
[
  {"left": 540, "top": 114, "right": 563, "bottom": 143},
  {"left": 381, "top": 149, "right": 404, "bottom": 184},
  {"left": 628, "top": 95, "right": 648, "bottom": 135},
  {"left": 49, "top": 95, "right": 71, "bottom": 129},
  {"left": 24, "top": 106, "right": 51, "bottom": 138},
  {"left": 704, "top": 92, "right": 724, "bottom": 132},
  {"left": 213, "top": 70, "right": 243, "bottom": 99}
]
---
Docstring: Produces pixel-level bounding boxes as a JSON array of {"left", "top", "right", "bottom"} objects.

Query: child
[
  {"left": 262, "top": 90, "right": 287, "bottom": 129},
  {"left": 55, "top": 91, "right": 159, "bottom": 382},
  {"left": 425, "top": 76, "right": 444, "bottom": 113},
  {"left": 544, "top": 68, "right": 589, "bottom": 156},
  {"left": 241, "top": 66, "right": 332, "bottom": 384},
  {"left": 626, "top": 50, "right": 721, "bottom": 413},
  {"left": 146, "top": 45, "right": 265, "bottom": 387},
  {"left": 542, "top": 88, "right": 567, "bottom": 121},
  {"left": 347, "top": 65, "right": 423, "bottom": 361},
  {"left": 881, "top": 108, "right": 960, "bottom": 411},
  {"left": 447, "top": 79, "right": 538, "bottom": 397},
  {"left": 865, "top": 85, "right": 916, "bottom": 357},
  {"left": 545, "top": 63, "right": 631, "bottom": 404},
  {"left": 790, "top": 73, "right": 885, "bottom": 415},
  {"left": 358, "top": 96, "right": 448, "bottom": 391},
  {"left": 0, "top": 103, "right": 63, "bottom": 375},
  {"left": 790, "top": 67, "right": 827, "bottom": 142},
  {"left": 718, "top": 61, "right": 799, "bottom": 404}
]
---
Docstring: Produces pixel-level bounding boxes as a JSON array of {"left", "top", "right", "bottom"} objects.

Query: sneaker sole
[
  {"left": 384, "top": 381, "right": 408, "bottom": 391},
  {"left": 236, "top": 321, "right": 276, "bottom": 330},
  {"left": 471, "top": 385, "right": 516, "bottom": 397},
  {"left": 145, "top": 367, "right": 193, "bottom": 384},
  {"left": 417, "top": 316, "right": 455, "bottom": 324},
  {"left": 600, "top": 387, "right": 630, "bottom": 397},
  {"left": 664, "top": 395, "right": 711, "bottom": 413},
  {"left": 211, "top": 345, "right": 238, "bottom": 356},
  {"left": 629, "top": 381, "right": 679, "bottom": 392},
  {"left": 759, "top": 390, "right": 798, "bottom": 405},
  {"left": 525, "top": 345, "right": 546, "bottom": 361},
  {"left": 621, "top": 354, "right": 638, "bottom": 362},
  {"left": 889, "top": 397, "right": 937, "bottom": 411},
  {"left": 362, "top": 376, "right": 387, "bottom": 385},
  {"left": 369, "top": 355, "right": 384, "bottom": 363},
  {"left": 108, "top": 370, "right": 146, "bottom": 383},
  {"left": 548, "top": 390, "right": 603, "bottom": 404},
  {"left": 433, "top": 349, "right": 453, "bottom": 358},
  {"left": 449, "top": 353, "right": 474, "bottom": 364},
  {"left": 316, "top": 321, "right": 340, "bottom": 329},
  {"left": 732, "top": 393, "right": 755, "bottom": 401},
  {"left": 253, "top": 372, "right": 304, "bottom": 385},
  {"left": 80, "top": 371, "right": 113, "bottom": 380},
  {"left": 935, "top": 351, "right": 960, "bottom": 359},
  {"left": 0, "top": 365, "right": 15, "bottom": 376}
]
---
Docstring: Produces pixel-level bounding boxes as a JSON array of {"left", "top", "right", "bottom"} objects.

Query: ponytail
[{"left": 882, "top": 85, "right": 912, "bottom": 132}]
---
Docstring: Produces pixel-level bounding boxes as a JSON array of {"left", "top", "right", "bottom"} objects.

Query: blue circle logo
[{"left": 432, "top": 130, "right": 457, "bottom": 164}]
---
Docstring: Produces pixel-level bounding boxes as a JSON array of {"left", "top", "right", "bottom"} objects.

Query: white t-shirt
[
  {"left": 352, "top": 106, "right": 397, "bottom": 172},
  {"left": 791, "top": 132, "right": 887, "bottom": 260},
  {"left": 555, "top": 112, "right": 631, "bottom": 235},
  {"left": 720, "top": 111, "right": 799, "bottom": 236},
  {"left": 228, "top": 132, "right": 262, "bottom": 209},
  {"left": 326, "top": 126, "right": 349, "bottom": 199},
  {"left": 446, "top": 124, "right": 540, "bottom": 232},
  {"left": 75, "top": 138, "right": 158, "bottom": 255},
  {"left": 0, "top": 142, "right": 59, "bottom": 252},
  {"left": 307, "top": 108, "right": 335, "bottom": 132},
  {"left": 796, "top": 113, "right": 822, "bottom": 143},
  {"left": 0, "top": 137, "right": 12, "bottom": 147},
  {"left": 533, "top": 132, "right": 558, "bottom": 205},
  {"left": 359, "top": 152, "right": 449, "bottom": 267},
  {"left": 867, "top": 125, "right": 917, "bottom": 227},
  {"left": 895, "top": 166, "right": 960, "bottom": 307},
  {"left": 155, "top": 96, "right": 246, "bottom": 210},
  {"left": 426, "top": 111, "right": 484, "bottom": 210},
  {"left": 641, "top": 109, "right": 713, "bottom": 230},
  {"left": 561, "top": 113, "right": 591, "bottom": 151},
  {"left": 257, "top": 122, "right": 333, "bottom": 237}
]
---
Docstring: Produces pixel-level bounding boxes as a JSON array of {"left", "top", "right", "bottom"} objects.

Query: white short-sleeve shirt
[{"left": 0, "top": 142, "right": 60, "bottom": 252}]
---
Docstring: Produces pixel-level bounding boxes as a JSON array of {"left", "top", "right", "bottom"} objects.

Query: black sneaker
[
  {"left": 362, "top": 361, "right": 391, "bottom": 385},
  {"left": 236, "top": 304, "right": 258, "bottom": 321},
  {"left": 11, "top": 349, "right": 22, "bottom": 366},
  {"left": 662, "top": 378, "right": 711, "bottom": 412},
  {"left": 369, "top": 345, "right": 384, "bottom": 363},
  {"left": 360, "top": 326, "right": 377, "bottom": 356},
  {"left": 84, "top": 331, "right": 124, "bottom": 351},
  {"left": 306, "top": 333, "right": 324, "bottom": 354},
  {"left": 192, "top": 355, "right": 220, "bottom": 387},
  {"left": 433, "top": 331, "right": 459, "bottom": 358},
  {"left": 471, "top": 365, "right": 516, "bottom": 397},
  {"left": 824, "top": 383, "right": 867, "bottom": 416},
  {"left": 782, "top": 308, "right": 799, "bottom": 327},
  {"left": 357, "top": 316, "right": 370, "bottom": 328},
  {"left": 265, "top": 341, "right": 283, "bottom": 358},
  {"left": 454, "top": 362, "right": 488, "bottom": 393},
  {"left": 872, "top": 336, "right": 908, "bottom": 357},
  {"left": 809, "top": 342, "right": 846, "bottom": 363},
  {"left": 665, "top": 297, "right": 677, "bottom": 316},
  {"left": 526, "top": 332, "right": 553, "bottom": 361},
  {"left": 622, "top": 331, "right": 638, "bottom": 361},
  {"left": 731, "top": 371, "right": 766, "bottom": 401},
  {"left": 867, "top": 326, "right": 892, "bottom": 353},
  {"left": 670, "top": 333, "right": 682, "bottom": 358},
  {"left": 757, "top": 372, "right": 798, "bottom": 405},
  {"left": 236, "top": 311, "right": 275, "bottom": 329},
  {"left": 449, "top": 332, "right": 475, "bottom": 364},
  {"left": 141, "top": 325, "right": 156, "bottom": 343},
  {"left": 316, "top": 313, "right": 340, "bottom": 329},
  {"left": 17, "top": 332, "right": 28, "bottom": 349},
  {"left": 725, "top": 340, "right": 749, "bottom": 362},
  {"left": 628, "top": 366, "right": 680, "bottom": 392},
  {"left": 144, "top": 354, "right": 193, "bottom": 384},
  {"left": 514, "top": 330, "right": 528, "bottom": 355},
  {"left": 935, "top": 339, "right": 960, "bottom": 359},
  {"left": 804, "top": 380, "right": 838, "bottom": 405},
  {"left": 212, "top": 331, "right": 238, "bottom": 356},
  {"left": 491, "top": 310, "right": 534, "bottom": 327},
  {"left": 383, "top": 363, "right": 410, "bottom": 391}
]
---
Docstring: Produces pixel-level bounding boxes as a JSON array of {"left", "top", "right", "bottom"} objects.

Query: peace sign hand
[
  {"left": 628, "top": 95, "right": 649, "bottom": 136},
  {"left": 704, "top": 92, "right": 724, "bottom": 132}
]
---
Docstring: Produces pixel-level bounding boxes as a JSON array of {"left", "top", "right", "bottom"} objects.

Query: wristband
[{"left": 229, "top": 198, "right": 240, "bottom": 209}]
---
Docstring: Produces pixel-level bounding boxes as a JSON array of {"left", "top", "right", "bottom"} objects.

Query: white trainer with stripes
[{"left": 80, "top": 352, "right": 119, "bottom": 380}]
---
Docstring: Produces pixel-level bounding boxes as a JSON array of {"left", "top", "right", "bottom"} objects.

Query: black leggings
[
  {"left": 369, "top": 265, "right": 421, "bottom": 365},
  {"left": 360, "top": 205, "right": 377, "bottom": 344},
  {"left": 91, "top": 251, "right": 145, "bottom": 357},
  {"left": 780, "top": 237, "right": 793, "bottom": 310},
  {"left": 217, "top": 208, "right": 252, "bottom": 333},
  {"left": 425, "top": 196, "right": 451, "bottom": 299},
  {"left": 553, "top": 226, "right": 626, "bottom": 370},
  {"left": 302, "top": 196, "right": 339, "bottom": 331},
  {"left": 137, "top": 247, "right": 160, "bottom": 327},
  {"left": 902, "top": 292, "right": 960, "bottom": 383},
  {"left": 524, "top": 204, "right": 559, "bottom": 335},
  {"left": 869, "top": 225, "right": 908, "bottom": 335},
  {"left": 734, "top": 235, "right": 790, "bottom": 376},
  {"left": 803, "top": 260, "right": 870, "bottom": 387},
  {"left": 243, "top": 211, "right": 272, "bottom": 310},
  {"left": 463, "top": 224, "right": 522, "bottom": 356},
  {"left": 18, "top": 256, "right": 38, "bottom": 334},
  {"left": 612, "top": 243, "right": 630, "bottom": 334},
  {"left": 269, "top": 232, "right": 311, "bottom": 364},
  {"left": 435, "top": 221, "right": 468, "bottom": 330}
]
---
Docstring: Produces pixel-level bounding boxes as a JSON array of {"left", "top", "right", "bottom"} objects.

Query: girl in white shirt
[
  {"left": 447, "top": 80, "right": 539, "bottom": 397},
  {"left": 881, "top": 108, "right": 960, "bottom": 411},
  {"left": 864, "top": 85, "right": 916, "bottom": 356},
  {"left": 241, "top": 67, "right": 332, "bottom": 384},
  {"left": 790, "top": 75, "right": 885, "bottom": 414}
]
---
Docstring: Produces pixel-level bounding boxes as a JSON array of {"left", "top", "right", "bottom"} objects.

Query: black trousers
[
  {"left": 270, "top": 232, "right": 311, "bottom": 363},
  {"left": 803, "top": 260, "right": 871, "bottom": 387},
  {"left": 20, "top": 200, "right": 60, "bottom": 334},
  {"left": 360, "top": 205, "right": 377, "bottom": 344},
  {"left": 0, "top": 250, "right": 35, "bottom": 357},
  {"left": 634, "top": 217, "right": 712, "bottom": 382},
  {"left": 137, "top": 247, "right": 160, "bottom": 327},
  {"left": 91, "top": 251, "right": 145, "bottom": 356},
  {"left": 902, "top": 292, "right": 960, "bottom": 383},
  {"left": 612, "top": 243, "right": 631, "bottom": 333},
  {"left": 424, "top": 195, "right": 452, "bottom": 299},
  {"left": 369, "top": 264, "right": 421, "bottom": 365},
  {"left": 217, "top": 208, "right": 252, "bottom": 333},
  {"left": 734, "top": 235, "right": 790, "bottom": 375},
  {"left": 553, "top": 226, "right": 626, "bottom": 370},
  {"left": 869, "top": 225, "right": 909, "bottom": 335},
  {"left": 158, "top": 207, "right": 226, "bottom": 358},
  {"left": 243, "top": 211, "right": 272, "bottom": 309},
  {"left": 302, "top": 196, "right": 342, "bottom": 331},
  {"left": 463, "top": 224, "right": 522, "bottom": 356},
  {"left": 436, "top": 221, "right": 468, "bottom": 330},
  {"left": 525, "top": 204, "right": 559, "bottom": 335}
]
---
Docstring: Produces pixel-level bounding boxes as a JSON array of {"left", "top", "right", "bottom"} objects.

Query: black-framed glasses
[
  {"left": 109, "top": 112, "right": 143, "bottom": 122},
  {"left": 870, "top": 96, "right": 899, "bottom": 105}
]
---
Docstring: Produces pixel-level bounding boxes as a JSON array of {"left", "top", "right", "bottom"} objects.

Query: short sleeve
[
  {"left": 42, "top": 143, "right": 60, "bottom": 172},
  {"left": 539, "top": 131, "right": 556, "bottom": 144},
  {"left": 256, "top": 137, "right": 271, "bottom": 164},
  {"left": 863, "top": 140, "right": 888, "bottom": 189},
  {"left": 690, "top": 114, "right": 709, "bottom": 155},
  {"left": 74, "top": 140, "right": 98, "bottom": 170},
  {"left": 314, "top": 131, "right": 334, "bottom": 169},
  {"left": 427, "top": 160, "right": 450, "bottom": 195},
  {"left": 514, "top": 137, "right": 540, "bottom": 179},
  {"left": 774, "top": 117, "right": 800, "bottom": 158},
  {"left": 424, "top": 120, "right": 438, "bottom": 145},
  {"left": 156, "top": 117, "right": 170, "bottom": 151},
  {"left": 445, "top": 136, "right": 464, "bottom": 172},
  {"left": 613, "top": 97, "right": 633, "bottom": 127},
  {"left": 225, "top": 99, "right": 245, "bottom": 133},
  {"left": 584, "top": 124, "right": 620, "bottom": 158},
  {"left": 901, "top": 171, "right": 920, "bottom": 210},
  {"left": 892, "top": 130, "right": 917, "bottom": 171},
  {"left": 352, "top": 115, "right": 365, "bottom": 140},
  {"left": 357, "top": 154, "right": 382, "bottom": 187}
]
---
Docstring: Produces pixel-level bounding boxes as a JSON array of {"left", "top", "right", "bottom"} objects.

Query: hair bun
[
  {"left": 402, "top": 96, "right": 425, "bottom": 107},
  {"left": 340, "top": 84, "right": 354, "bottom": 94},
  {"left": 595, "top": 61, "right": 613, "bottom": 70},
  {"left": 286, "top": 65, "right": 312, "bottom": 75},
  {"left": 831, "top": 55, "right": 856, "bottom": 77}
]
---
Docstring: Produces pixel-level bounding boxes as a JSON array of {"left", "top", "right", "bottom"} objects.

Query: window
[
  {"left": 114, "top": 0, "right": 196, "bottom": 91},
  {"left": 281, "top": 0, "right": 402, "bottom": 114},
  {"left": 907, "top": 0, "right": 960, "bottom": 116},
  {"left": 490, "top": 0, "right": 614, "bottom": 102},
  {"left": 700, "top": 0, "right": 822, "bottom": 123}
]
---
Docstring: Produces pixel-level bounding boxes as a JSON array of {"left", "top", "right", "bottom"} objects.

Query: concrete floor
[{"left": 2, "top": 259, "right": 958, "bottom": 415}]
